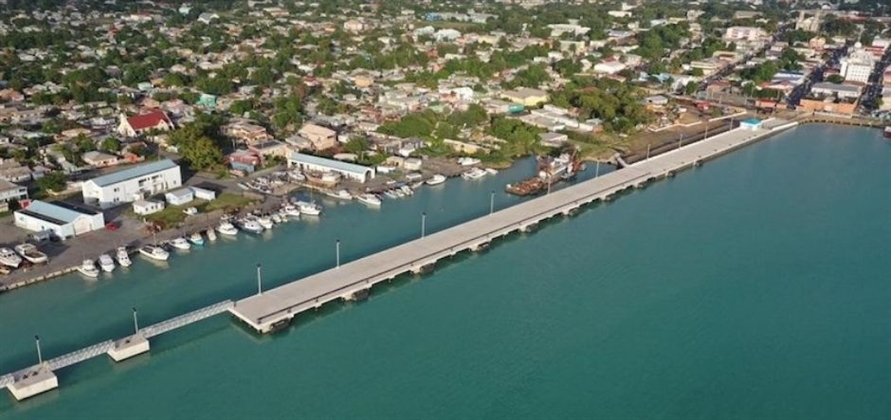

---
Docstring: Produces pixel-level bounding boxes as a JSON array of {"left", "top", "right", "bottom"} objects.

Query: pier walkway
[{"left": 230, "top": 121, "right": 790, "bottom": 334}]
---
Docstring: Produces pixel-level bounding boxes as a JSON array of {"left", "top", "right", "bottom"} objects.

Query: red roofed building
[{"left": 117, "top": 110, "right": 173, "bottom": 137}]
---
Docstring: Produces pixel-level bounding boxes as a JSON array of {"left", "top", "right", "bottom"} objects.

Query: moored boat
[
  {"left": 217, "top": 221, "right": 239, "bottom": 236},
  {"left": 257, "top": 216, "right": 274, "bottom": 230},
  {"left": 205, "top": 228, "right": 217, "bottom": 242},
  {"left": 458, "top": 157, "right": 481, "bottom": 166},
  {"left": 139, "top": 245, "right": 170, "bottom": 261},
  {"left": 884, "top": 126, "right": 891, "bottom": 139},
  {"left": 238, "top": 218, "right": 265, "bottom": 234},
  {"left": 462, "top": 167, "right": 487, "bottom": 180},
  {"left": 356, "top": 193, "right": 382, "bottom": 207},
  {"left": 98, "top": 253, "right": 115, "bottom": 272},
  {"left": 325, "top": 189, "right": 353, "bottom": 200},
  {"left": 189, "top": 232, "right": 205, "bottom": 246},
  {"left": 170, "top": 237, "right": 191, "bottom": 250},
  {"left": 426, "top": 174, "right": 447, "bottom": 185},
  {"left": 14, "top": 243, "right": 48, "bottom": 264},
  {"left": 77, "top": 259, "right": 100, "bottom": 278},
  {"left": 282, "top": 205, "right": 301, "bottom": 218},
  {"left": 116, "top": 247, "right": 132, "bottom": 267},
  {"left": 295, "top": 201, "right": 322, "bottom": 216}
]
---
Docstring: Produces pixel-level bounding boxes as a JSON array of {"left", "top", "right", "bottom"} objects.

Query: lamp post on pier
[
  {"left": 489, "top": 191, "right": 495, "bottom": 215},
  {"left": 35, "top": 335, "right": 43, "bottom": 364},
  {"left": 421, "top": 212, "right": 427, "bottom": 238},
  {"left": 132, "top": 307, "right": 139, "bottom": 334},
  {"left": 335, "top": 239, "right": 341, "bottom": 269},
  {"left": 256, "top": 263, "right": 263, "bottom": 295}
]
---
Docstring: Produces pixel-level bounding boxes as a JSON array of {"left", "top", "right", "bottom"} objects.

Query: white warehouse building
[
  {"left": 82, "top": 159, "right": 182, "bottom": 209},
  {"left": 14, "top": 200, "right": 105, "bottom": 240},
  {"left": 288, "top": 152, "right": 375, "bottom": 183}
]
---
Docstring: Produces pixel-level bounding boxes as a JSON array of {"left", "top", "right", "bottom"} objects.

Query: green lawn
[{"left": 142, "top": 193, "right": 257, "bottom": 229}]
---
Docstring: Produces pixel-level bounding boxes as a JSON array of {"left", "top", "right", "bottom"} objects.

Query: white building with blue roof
[
  {"left": 82, "top": 159, "right": 182, "bottom": 209},
  {"left": 14, "top": 200, "right": 105, "bottom": 239},
  {"left": 288, "top": 152, "right": 375, "bottom": 183}
]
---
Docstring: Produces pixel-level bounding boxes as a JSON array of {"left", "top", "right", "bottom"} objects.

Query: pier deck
[{"left": 230, "top": 122, "right": 788, "bottom": 333}]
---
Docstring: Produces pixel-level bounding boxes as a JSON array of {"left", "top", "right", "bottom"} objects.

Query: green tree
[
  {"left": 825, "top": 74, "right": 845, "bottom": 84},
  {"left": 37, "top": 171, "right": 67, "bottom": 193},
  {"left": 100, "top": 137, "right": 121, "bottom": 153}
]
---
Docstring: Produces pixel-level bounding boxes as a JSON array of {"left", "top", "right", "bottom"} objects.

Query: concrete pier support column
[
  {"left": 7, "top": 365, "right": 58, "bottom": 401},
  {"left": 107, "top": 333, "right": 150, "bottom": 362}
]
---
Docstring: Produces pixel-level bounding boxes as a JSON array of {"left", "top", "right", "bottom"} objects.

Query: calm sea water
[{"left": 0, "top": 125, "right": 889, "bottom": 419}]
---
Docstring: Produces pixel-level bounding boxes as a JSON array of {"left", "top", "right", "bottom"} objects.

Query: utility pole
[
  {"left": 335, "top": 239, "right": 340, "bottom": 269},
  {"left": 35, "top": 335, "right": 43, "bottom": 364},
  {"left": 421, "top": 212, "right": 427, "bottom": 238},
  {"left": 256, "top": 263, "right": 262, "bottom": 295}
]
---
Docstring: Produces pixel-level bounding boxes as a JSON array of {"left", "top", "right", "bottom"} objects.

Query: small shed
[
  {"left": 190, "top": 186, "right": 216, "bottom": 201},
  {"left": 739, "top": 118, "right": 763, "bottom": 130},
  {"left": 165, "top": 188, "right": 194, "bottom": 206},
  {"left": 403, "top": 158, "right": 423, "bottom": 171},
  {"left": 133, "top": 199, "right": 164, "bottom": 215}
]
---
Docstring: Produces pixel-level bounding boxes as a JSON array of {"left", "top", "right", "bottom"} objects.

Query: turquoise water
[{"left": 0, "top": 125, "right": 889, "bottom": 419}]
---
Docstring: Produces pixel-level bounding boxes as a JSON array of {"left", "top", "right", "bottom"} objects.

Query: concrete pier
[
  {"left": 230, "top": 120, "right": 796, "bottom": 334},
  {"left": 107, "top": 334, "right": 150, "bottom": 362},
  {"left": 7, "top": 365, "right": 58, "bottom": 401}
]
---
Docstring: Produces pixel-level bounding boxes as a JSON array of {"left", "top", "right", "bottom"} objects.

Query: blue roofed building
[
  {"left": 82, "top": 159, "right": 182, "bottom": 208},
  {"left": 288, "top": 153, "right": 375, "bottom": 183},
  {"left": 14, "top": 200, "right": 105, "bottom": 239}
]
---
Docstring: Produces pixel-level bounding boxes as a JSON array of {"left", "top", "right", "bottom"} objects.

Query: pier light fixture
[
  {"left": 34, "top": 335, "right": 42, "bottom": 364},
  {"left": 336, "top": 239, "right": 341, "bottom": 269},
  {"left": 595, "top": 161, "right": 600, "bottom": 178},
  {"left": 256, "top": 263, "right": 263, "bottom": 296},
  {"left": 421, "top": 212, "right": 427, "bottom": 238},
  {"left": 132, "top": 307, "right": 139, "bottom": 334},
  {"left": 490, "top": 191, "right": 495, "bottom": 215}
]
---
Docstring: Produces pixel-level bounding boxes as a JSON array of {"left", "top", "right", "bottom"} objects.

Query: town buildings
[
  {"left": 81, "top": 159, "right": 182, "bottom": 209},
  {"left": 14, "top": 200, "right": 105, "bottom": 239}
]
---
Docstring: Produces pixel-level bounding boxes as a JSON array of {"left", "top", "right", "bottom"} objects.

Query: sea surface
[{"left": 0, "top": 124, "right": 889, "bottom": 419}]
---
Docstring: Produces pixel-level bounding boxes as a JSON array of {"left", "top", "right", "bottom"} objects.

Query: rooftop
[
  {"left": 289, "top": 152, "right": 373, "bottom": 176},
  {"left": 18, "top": 200, "right": 98, "bottom": 225},
  {"left": 88, "top": 159, "right": 179, "bottom": 188}
]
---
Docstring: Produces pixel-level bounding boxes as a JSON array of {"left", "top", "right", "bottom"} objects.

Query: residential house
[
  {"left": 0, "top": 178, "right": 28, "bottom": 211},
  {"left": 82, "top": 151, "right": 120, "bottom": 168},
  {"left": 117, "top": 110, "right": 174, "bottom": 137},
  {"left": 297, "top": 123, "right": 337, "bottom": 151}
]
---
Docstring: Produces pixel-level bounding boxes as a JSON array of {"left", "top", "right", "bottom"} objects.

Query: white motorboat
[
  {"left": 257, "top": 216, "right": 274, "bottom": 230},
  {"left": 98, "top": 253, "right": 115, "bottom": 273},
  {"left": 356, "top": 193, "right": 382, "bottom": 207},
  {"left": 325, "top": 189, "right": 353, "bottom": 200},
  {"left": 485, "top": 168, "right": 499, "bottom": 175},
  {"left": 139, "top": 245, "right": 170, "bottom": 261},
  {"left": 116, "top": 247, "right": 132, "bottom": 267},
  {"left": 458, "top": 157, "right": 481, "bottom": 166},
  {"left": 14, "top": 243, "right": 48, "bottom": 264},
  {"left": 282, "top": 205, "right": 301, "bottom": 218},
  {"left": 170, "top": 237, "right": 191, "bottom": 250},
  {"left": 383, "top": 190, "right": 399, "bottom": 199},
  {"left": 271, "top": 213, "right": 283, "bottom": 224},
  {"left": 0, "top": 247, "right": 22, "bottom": 268},
  {"left": 77, "top": 259, "right": 100, "bottom": 278},
  {"left": 400, "top": 185, "right": 413, "bottom": 196},
  {"left": 205, "top": 228, "right": 217, "bottom": 241},
  {"left": 462, "top": 167, "right": 487, "bottom": 180},
  {"left": 295, "top": 201, "right": 322, "bottom": 216},
  {"left": 189, "top": 232, "right": 205, "bottom": 246},
  {"left": 238, "top": 218, "right": 265, "bottom": 234},
  {"left": 426, "top": 174, "right": 447, "bottom": 185},
  {"left": 217, "top": 222, "right": 238, "bottom": 236}
]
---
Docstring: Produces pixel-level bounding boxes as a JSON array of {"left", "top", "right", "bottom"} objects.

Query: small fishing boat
[
  {"left": 0, "top": 247, "right": 22, "bottom": 268},
  {"left": 325, "top": 189, "right": 353, "bottom": 200},
  {"left": 170, "top": 237, "right": 191, "bottom": 250},
  {"left": 116, "top": 247, "right": 132, "bottom": 267},
  {"left": 77, "top": 259, "right": 100, "bottom": 278},
  {"left": 485, "top": 167, "right": 499, "bottom": 175},
  {"left": 282, "top": 205, "right": 301, "bottom": 218},
  {"left": 400, "top": 185, "right": 413, "bottom": 196},
  {"left": 238, "top": 218, "right": 265, "bottom": 234},
  {"left": 295, "top": 201, "right": 322, "bottom": 216},
  {"left": 271, "top": 213, "right": 283, "bottom": 224},
  {"left": 257, "top": 216, "right": 274, "bottom": 230},
  {"left": 383, "top": 190, "right": 399, "bottom": 199},
  {"left": 139, "top": 245, "right": 170, "bottom": 261},
  {"left": 458, "top": 157, "right": 481, "bottom": 166},
  {"left": 98, "top": 253, "right": 115, "bottom": 273},
  {"left": 218, "top": 221, "right": 239, "bottom": 236},
  {"left": 14, "top": 243, "right": 48, "bottom": 264},
  {"left": 426, "top": 174, "right": 446, "bottom": 185},
  {"left": 189, "top": 232, "right": 205, "bottom": 246},
  {"left": 462, "top": 167, "right": 487, "bottom": 180},
  {"left": 357, "top": 193, "right": 382, "bottom": 207},
  {"left": 205, "top": 228, "right": 217, "bottom": 242}
]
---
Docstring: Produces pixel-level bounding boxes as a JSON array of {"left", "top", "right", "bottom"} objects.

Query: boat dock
[{"left": 229, "top": 120, "right": 795, "bottom": 334}]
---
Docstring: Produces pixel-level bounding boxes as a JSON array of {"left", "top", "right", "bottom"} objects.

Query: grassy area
[{"left": 143, "top": 193, "right": 258, "bottom": 229}]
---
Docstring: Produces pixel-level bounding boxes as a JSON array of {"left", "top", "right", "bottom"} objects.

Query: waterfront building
[
  {"left": 133, "top": 199, "right": 164, "bottom": 216},
  {"left": 288, "top": 152, "right": 375, "bottom": 183},
  {"left": 82, "top": 159, "right": 182, "bottom": 209},
  {"left": 14, "top": 200, "right": 105, "bottom": 239},
  {"left": 164, "top": 188, "right": 194, "bottom": 206}
]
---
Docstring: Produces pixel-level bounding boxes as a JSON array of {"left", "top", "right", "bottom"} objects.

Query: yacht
[
  {"left": 217, "top": 221, "right": 238, "bottom": 236},
  {"left": 257, "top": 216, "right": 274, "bottom": 230},
  {"left": 271, "top": 213, "right": 283, "bottom": 224},
  {"left": 325, "top": 189, "right": 353, "bottom": 200},
  {"left": 462, "top": 167, "right": 487, "bottom": 180},
  {"left": 400, "top": 185, "right": 414, "bottom": 196},
  {"left": 356, "top": 193, "right": 382, "bottom": 207},
  {"left": 14, "top": 243, "right": 48, "bottom": 264},
  {"left": 238, "top": 218, "right": 265, "bottom": 234},
  {"left": 139, "top": 245, "right": 170, "bottom": 261},
  {"left": 170, "top": 237, "right": 191, "bottom": 250},
  {"left": 458, "top": 157, "right": 481, "bottom": 166},
  {"left": 426, "top": 174, "right": 447, "bottom": 185},
  {"left": 0, "top": 247, "right": 22, "bottom": 268},
  {"left": 77, "top": 259, "right": 100, "bottom": 278},
  {"left": 282, "top": 205, "right": 301, "bottom": 218},
  {"left": 116, "top": 247, "right": 132, "bottom": 267},
  {"left": 189, "top": 232, "right": 205, "bottom": 246},
  {"left": 98, "top": 253, "right": 116, "bottom": 273},
  {"left": 295, "top": 201, "right": 322, "bottom": 216},
  {"left": 205, "top": 228, "right": 217, "bottom": 242}
]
